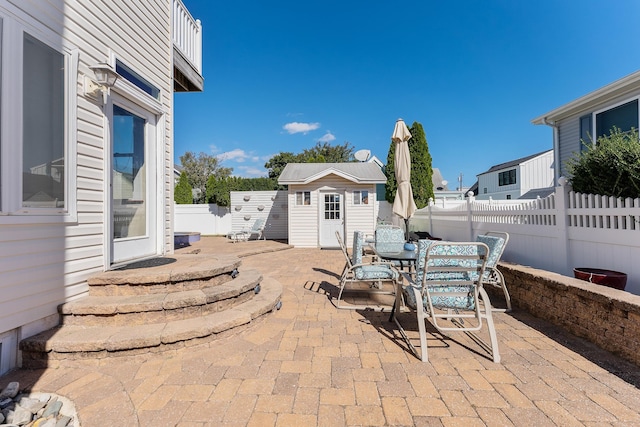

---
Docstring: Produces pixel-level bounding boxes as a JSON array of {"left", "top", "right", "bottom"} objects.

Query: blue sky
[{"left": 175, "top": 0, "right": 640, "bottom": 189}]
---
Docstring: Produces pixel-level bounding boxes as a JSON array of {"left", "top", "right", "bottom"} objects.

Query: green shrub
[
  {"left": 567, "top": 127, "right": 640, "bottom": 199},
  {"left": 174, "top": 172, "right": 193, "bottom": 204}
]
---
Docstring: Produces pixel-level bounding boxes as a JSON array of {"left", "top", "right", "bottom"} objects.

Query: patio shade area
[{"left": 4, "top": 237, "right": 640, "bottom": 426}]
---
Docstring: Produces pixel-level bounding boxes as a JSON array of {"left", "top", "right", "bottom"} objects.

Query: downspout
[{"left": 541, "top": 117, "right": 560, "bottom": 186}]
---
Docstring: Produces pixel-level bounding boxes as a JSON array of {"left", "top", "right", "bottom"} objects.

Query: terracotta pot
[{"left": 573, "top": 267, "right": 627, "bottom": 291}]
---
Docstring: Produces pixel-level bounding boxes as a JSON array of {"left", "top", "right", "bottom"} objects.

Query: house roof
[
  {"left": 278, "top": 162, "right": 387, "bottom": 185},
  {"left": 477, "top": 149, "right": 552, "bottom": 176},
  {"left": 519, "top": 187, "right": 555, "bottom": 200},
  {"left": 532, "top": 70, "right": 640, "bottom": 124}
]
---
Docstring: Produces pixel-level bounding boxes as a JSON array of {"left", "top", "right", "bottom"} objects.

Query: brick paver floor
[{"left": 4, "top": 237, "right": 640, "bottom": 426}]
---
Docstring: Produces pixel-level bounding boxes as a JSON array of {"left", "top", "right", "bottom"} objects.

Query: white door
[
  {"left": 319, "top": 192, "right": 344, "bottom": 247},
  {"left": 110, "top": 97, "right": 158, "bottom": 264}
]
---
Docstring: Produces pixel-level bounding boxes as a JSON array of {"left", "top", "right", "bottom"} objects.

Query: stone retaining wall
[{"left": 493, "top": 262, "right": 640, "bottom": 367}]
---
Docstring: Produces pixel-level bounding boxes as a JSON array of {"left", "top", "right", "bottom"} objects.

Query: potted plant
[{"left": 566, "top": 127, "right": 640, "bottom": 291}]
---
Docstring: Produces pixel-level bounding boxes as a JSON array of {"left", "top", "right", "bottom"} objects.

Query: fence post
[
  {"left": 467, "top": 191, "right": 475, "bottom": 240},
  {"left": 428, "top": 198, "right": 434, "bottom": 235},
  {"left": 556, "top": 177, "right": 571, "bottom": 275}
]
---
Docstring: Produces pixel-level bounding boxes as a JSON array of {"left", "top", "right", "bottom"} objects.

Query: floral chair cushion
[
  {"left": 352, "top": 231, "right": 397, "bottom": 281},
  {"left": 402, "top": 240, "right": 482, "bottom": 310}
]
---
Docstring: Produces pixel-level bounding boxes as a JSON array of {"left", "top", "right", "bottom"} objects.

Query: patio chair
[
  {"left": 226, "top": 218, "right": 266, "bottom": 242},
  {"left": 335, "top": 231, "right": 398, "bottom": 310},
  {"left": 476, "top": 231, "right": 510, "bottom": 312},
  {"left": 373, "top": 225, "right": 405, "bottom": 266},
  {"left": 392, "top": 240, "right": 500, "bottom": 363}
]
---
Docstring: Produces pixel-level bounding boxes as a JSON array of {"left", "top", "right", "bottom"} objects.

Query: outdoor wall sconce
[{"left": 84, "top": 62, "right": 119, "bottom": 103}]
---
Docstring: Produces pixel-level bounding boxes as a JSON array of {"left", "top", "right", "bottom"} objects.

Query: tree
[
  {"left": 384, "top": 121, "right": 434, "bottom": 209},
  {"left": 567, "top": 127, "right": 640, "bottom": 198},
  {"left": 300, "top": 141, "right": 355, "bottom": 163},
  {"left": 265, "top": 142, "right": 356, "bottom": 181},
  {"left": 174, "top": 172, "right": 193, "bottom": 204},
  {"left": 206, "top": 176, "right": 278, "bottom": 206},
  {"left": 408, "top": 122, "right": 434, "bottom": 208},
  {"left": 179, "top": 151, "right": 232, "bottom": 203}
]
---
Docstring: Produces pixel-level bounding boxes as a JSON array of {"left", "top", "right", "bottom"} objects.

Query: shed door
[{"left": 319, "top": 192, "right": 344, "bottom": 248}]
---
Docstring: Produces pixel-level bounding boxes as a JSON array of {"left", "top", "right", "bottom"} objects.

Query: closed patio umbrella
[{"left": 391, "top": 118, "right": 417, "bottom": 239}]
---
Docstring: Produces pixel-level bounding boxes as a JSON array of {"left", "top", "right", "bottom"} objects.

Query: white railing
[
  {"left": 413, "top": 182, "right": 640, "bottom": 295},
  {"left": 172, "top": 0, "right": 202, "bottom": 74}
]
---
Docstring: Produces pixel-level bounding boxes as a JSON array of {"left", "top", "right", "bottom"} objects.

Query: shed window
[
  {"left": 296, "top": 191, "right": 310, "bottom": 205},
  {"left": 498, "top": 169, "right": 516, "bottom": 186},
  {"left": 579, "top": 114, "right": 593, "bottom": 152},
  {"left": 353, "top": 190, "right": 368, "bottom": 205}
]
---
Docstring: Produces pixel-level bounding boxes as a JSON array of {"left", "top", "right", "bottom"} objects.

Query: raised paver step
[
  {"left": 20, "top": 278, "right": 283, "bottom": 367},
  {"left": 59, "top": 269, "right": 263, "bottom": 326},
  {"left": 87, "top": 253, "right": 242, "bottom": 296}
]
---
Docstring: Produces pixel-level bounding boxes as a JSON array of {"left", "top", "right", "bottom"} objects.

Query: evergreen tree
[
  {"left": 384, "top": 121, "right": 434, "bottom": 208},
  {"left": 174, "top": 172, "right": 193, "bottom": 204},
  {"left": 408, "top": 122, "right": 434, "bottom": 208}
]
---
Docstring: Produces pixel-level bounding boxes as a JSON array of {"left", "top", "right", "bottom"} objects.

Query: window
[
  {"left": 483, "top": 188, "right": 487, "bottom": 194},
  {"left": 116, "top": 60, "right": 160, "bottom": 100},
  {"left": 596, "top": 100, "right": 638, "bottom": 138},
  {"left": 579, "top": 114, "right": 593, "bottom": 152},
  {"left": 22, "top": 33, "right": 65, "bottom": 209},
  {"left": 506, "top": 195, "right": 512, "bottom": 200},
  {"left": 353, "top": 190, "right": 368, "bottom": 205},
  {"left": 296, "top": 191, "right": 310, "bottom": 205},
  {"left": 0, "top": 16, "right": 76, "bottom": 219},
  {"left": 498, "top": 169, "right": 516, "bottom": 186}
]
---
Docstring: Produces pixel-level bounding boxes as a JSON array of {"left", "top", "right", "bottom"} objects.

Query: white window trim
[
  {"left": 295, "top": 191, "right": 311, "bottom": 206},
  {"left": 0, "top": 12, "right": 78, "bottom": 224}
]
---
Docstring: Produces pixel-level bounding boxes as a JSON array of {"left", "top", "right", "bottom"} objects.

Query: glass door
[{"left": 110, "top": 99, "right": 157, "bottom": 264}]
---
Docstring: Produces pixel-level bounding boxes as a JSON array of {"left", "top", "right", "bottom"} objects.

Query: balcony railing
[{"left": 173, "top": 0, "right": 203, "bottom": 91}]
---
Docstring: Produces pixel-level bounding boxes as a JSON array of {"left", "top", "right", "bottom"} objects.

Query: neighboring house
[
  {"left": 532, "top": 70, "right": 640, "bottom": 185},
  {"left": 0, "top": 0, "right": 203, "bottom": 374},
  {"left": 278, "top": 163, "right": 387, "bottom": 248},
  {"left": 475, "top": 150, "right": 554, "bottom": 200}
]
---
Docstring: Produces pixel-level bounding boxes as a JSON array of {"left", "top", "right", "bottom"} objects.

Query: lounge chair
[
  {"left": 227, "top": 218, "right": 266, "bottom": 242},
  {"left": 476, "top": 231, "right": 510, "bottom": 312},
  {"left": 392, "top": 240, "right": 500, "bottom": 363},
  {"left": 335, "top": 231, "right": 398, "bottom": 310}
]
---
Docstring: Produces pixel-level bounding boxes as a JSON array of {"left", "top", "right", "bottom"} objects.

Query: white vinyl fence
[
  {"left": 173, "top": 191, "right": 289, "bottom": 239},
  {"left": 411, "top": 181, "right": 640, "bottom": 296}
]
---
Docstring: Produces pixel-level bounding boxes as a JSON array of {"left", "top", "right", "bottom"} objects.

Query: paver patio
[{"left": 3, "top": 237, "right": 640, "bottom": 426}]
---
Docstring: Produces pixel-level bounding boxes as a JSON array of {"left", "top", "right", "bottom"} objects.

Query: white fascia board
[{"left": 532, "top": 70, "right": 640, "bottom": 125}]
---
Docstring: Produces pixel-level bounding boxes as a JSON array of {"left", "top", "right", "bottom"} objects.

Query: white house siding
[
  {"left": 0, "top": 0, "right": 173, "bottom": 371},
  {"left": 519, "top": 151, "right": 554, "bottom": 193},
  {"left": 287, "top": 176, "right": 377, "bottom": 248},
  {"left": 230, "top": 191, "right": 288, "bottom": 239}
]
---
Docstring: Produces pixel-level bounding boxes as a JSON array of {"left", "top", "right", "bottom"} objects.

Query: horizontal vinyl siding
[
  {"left": 557, "top": 87, "right": 640, "bottom": 177},
  {"left": 288, "top": 176, "right": 378, "bottom": 248},
  {"left": 0, "top": 1, "right": 173, "bottom": 336}
]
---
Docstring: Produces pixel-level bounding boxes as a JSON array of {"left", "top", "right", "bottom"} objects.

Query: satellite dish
[{"left": 354, "top": 149, "right": 371, "bottom": 162}]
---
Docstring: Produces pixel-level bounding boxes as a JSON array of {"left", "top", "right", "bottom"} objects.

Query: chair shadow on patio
[
  {"left": 358, "top": 308, "right": 499, "bottom": 362},
  {"left": 303, "top": 279, "right": 396, "bottom": 311}
]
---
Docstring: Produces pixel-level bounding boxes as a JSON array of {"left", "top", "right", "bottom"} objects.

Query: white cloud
[
  {"left": 237, "top": 165, "right": 268, "bottom": 178},
  {"left": 217, "top": 149, "right": 250, "bottom": 162},
  {"left": 283, "top": 122, "right": 320, "bottom": 134},
  {"left": 318, "top": 131, "right": 336, "bottom": 143}
]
